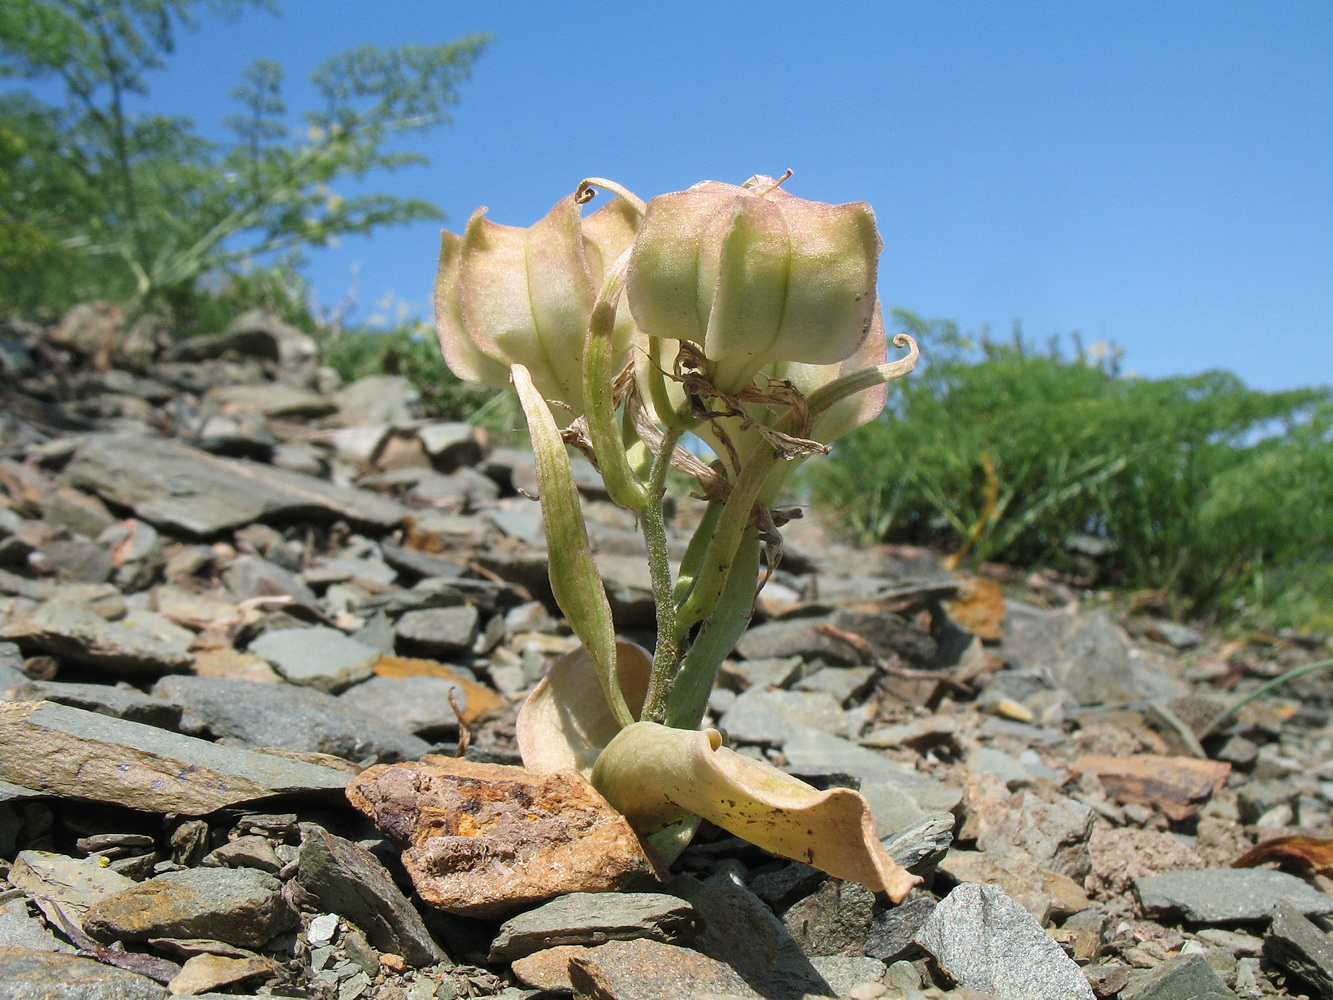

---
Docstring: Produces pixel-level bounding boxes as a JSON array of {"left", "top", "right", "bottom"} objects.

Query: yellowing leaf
[{"left": 591, "top": 721, "right": 921, "bottom": 902}]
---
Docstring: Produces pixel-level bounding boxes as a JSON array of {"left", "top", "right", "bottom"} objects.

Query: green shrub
[{"left": 803, "top": 310, "right": 1333, "bottom": 628}]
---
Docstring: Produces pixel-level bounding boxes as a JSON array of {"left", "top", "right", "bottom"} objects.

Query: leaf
[
  {"left": 517, "top": 640, "right": 652, "bottom": 777},
  {"left": 512, "top": 364, "right": 633, "bottom": 728},
  {"left": 1232, "top": 835, "right": 1333, "bottom": 878},
  {"left": 591, "top": 721, "right": 921, "bottom": 902}
]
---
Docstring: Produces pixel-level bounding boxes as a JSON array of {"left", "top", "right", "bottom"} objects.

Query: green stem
[
  {"left": 675, "top": 439, "right": 780, "bottom": 639},
  {"left": 1199, "top": 656, "right": 1333, "bottom": 739},
  {"left": 584, "top": 252, "right": 648, "bottom": 512},
  {"left": 665, "top": 530, "right": 761, "bottom": 730},
  {"left": 640, "top": 427, "right": 685, "bottom": 723},
  {"left": 673, "top": 501, "right": 724, "bottom": 606}
]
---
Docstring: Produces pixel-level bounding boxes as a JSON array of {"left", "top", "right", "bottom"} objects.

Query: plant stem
[{"left": 640, "top": 427, "right": 684, "bottom": 723}]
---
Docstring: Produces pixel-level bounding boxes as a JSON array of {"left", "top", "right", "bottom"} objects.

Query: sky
[{"left": 21, "top": 1, "right": 1333, "bottom": 390}]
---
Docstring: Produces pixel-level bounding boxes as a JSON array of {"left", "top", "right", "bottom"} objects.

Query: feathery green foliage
[
  {"left": 804, "top": 310, "right": 1333, "bottom": 628},
  {"left": 0, "top": 0, "right": 486, "bottom": 319}
]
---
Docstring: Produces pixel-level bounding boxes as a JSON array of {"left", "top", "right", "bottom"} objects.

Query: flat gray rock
[
  {"left": 247, "top": 626, "right": 379, "bottom": 692},
  {"left": 1121, "top": 952, "right": 1239, "bottom": 1000},
  {"left": 781, "top": 728, "right": 963, "bottom": 812},
  {"left": 1265, "top": 899, "right": 1333, "bottom": 998},
  {"left": 668, "top": 873, "right": 834, "bottom": 1000},
  {"left": 84, "top": 867, "right": 294, "bottom": 948},
  {"left": 152, "top": 674, "right": 430, "bottom": 763},
  {"left": 295, "top": 825, "right": 446, "bottom": 968},
  {"left": 0, "top": 947, "right": 168, "bottom": 1000},
  {"left": 914, "top": 882, "right": 1095, "bottom": 1000},
  {"left": 64, "top": 434, "right": 405, "bottom": 535},
  {"left": 489, "top": 891, "right": 701, "bottom": 961},
  {"left": 1001, "top": 609, "right": 1185, "bottom": 706},
  {"left": 1135, "top": 869, "right": 1333, "bottom": 923},
  {"left": 336, "top": 674, "right": 465, "bottom": 737},
  {"left": 393, "top": 606, "right": 480, "bottom": 656},
  {"left": 718, "top": 689, "right": 847, "bottom": 746},
  {"left": 3, "top": 679, "right": 181, "bottom": 728},
  {"left": 0, "top": 700, "right": 351, "bottom": 814},
  {"left": 0, "top": 897, "right": 75, "bottom": 953},
  {"left": 0, "top": 599, "right": 192, "bottom": 675}
]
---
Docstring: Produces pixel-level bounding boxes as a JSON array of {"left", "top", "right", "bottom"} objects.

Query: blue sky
[{"left": 30, "top": 1, "right": 1333, "bottom": 390}]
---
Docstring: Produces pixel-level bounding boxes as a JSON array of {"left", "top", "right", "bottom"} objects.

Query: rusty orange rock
[
  {"left": 1070, "top": 754, "right": 1231, "bottom": 821},
  {"left": 345, "top": 756, "right": 661, "bottom": 917}
]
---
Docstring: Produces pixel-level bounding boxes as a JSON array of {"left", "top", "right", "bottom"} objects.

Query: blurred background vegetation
[
  {"left": 801, "top": 311, "right": 1333, "bottom": 632},
  {"left": 2, "top": 1, "right": 1328, "bottom": 632}
]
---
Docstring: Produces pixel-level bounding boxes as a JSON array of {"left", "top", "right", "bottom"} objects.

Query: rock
[
  {"left": 247, "top": 625, "right": 380, "bottom": 692},
  {"left": 1070, "top": 754, "right": 1231, "bottom": 821},
  {"left": 882, "top": 813, "right": 955, "bottom": 875},
  {"left": 669, "top": 873, "right": 834, "bottom": 999},
  {"left": 64, "top": 434, "right": 405, "bottom": 535},
  {"left": 295, "top": 825, "right": 447, "bottom": 968},
  {"left": 84, "top": 867, "right": 294, "bottom": 948},
  {"left": 393, "top": 606, "right": 480, "bottom": 657},
  {"left": 566, "top": 938, "right": 762, "bottom": 1000},
  {"left": 7, "top": 850, "right": 135, "bottom": 931},
  {"left": 166, "top": 952, "right": 281, "bottom": 996},
  {"left": 0, "top": 598, "right": 192, "bottom": 675},
  {"left": 509, "top": 945, "right": 587, "bottom": 992},
  {"left": 222, "top": 554, "right": 317, "bottom": 607},
  {"left": 335, "top": 674, "right": 466, "bottom": 737},
  {"left": 1000, "top": 609, "right": 1185, "bottom": 705},
  {"left": 782, "top": 877, "right": 875, "bottom": 957},
  {"left": 736, "top": 615, "right": 862, "bottom": 665},
  {"left": 1121, "top": 952, "right": 1239, "bottom": 1000},
  {"left": 913, "top": 882, "right": 1095, "bottom": 1000},
  {"left": 1264, "top": 899, "right": 1333, "bottom": 998},
  {"left": 0, "top": 897, "right": 75, "bottom": 953},
  {"left": 333, "top": 374, "right": 419, "bottom": 425},
  {"left": 0, "top": 947, "right": 168, "bottom": 1000},
  {"left": 202, "top": 834, "right": 284, "bottom": 873},
  {"left": 152, "top": 674, "right": 430, "bottom": 763},
  {"left": 1135, "top": 869, "right": 1333, "bottom": 923},
  {"left": 0, "top": 700, "right": 351, "bottom": 814},
  {"left": 959, "top": 774, "right": 1094, "bottom": 880},
  {"left": 808, "top": 955, "right": 889, "bottom": 997},
  {"left": 488, "top": 891, "right": 701, "bottom": 961},
  {"left": 717, "top": 689, "right": 848, "bottom": 745},
  {"left": 781, "top": 728, "right": 963, "bottom": 813},
  {"left": 2, "top": 679, "right": 181, "bottom": 728},
  {"left": 346, "top": 756, "right": 661, "bottom": 917},
  {"left": 938, "top": 850, "right": 1090, "bottom": 922},
  {"left": 864, "top": 892, "right": 935, "bottom": 963}
]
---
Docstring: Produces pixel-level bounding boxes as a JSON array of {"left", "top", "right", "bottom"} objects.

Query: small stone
[
  {"left": 393, "top": 606, "right": 480, "bottom": 657},
  {"left": 914, "top": 882, "right": 1095, "bottom": 1000},
  {"left": 1135, "top": 869, "right": 1333, "bottom": 923},
  {"left": 346, "top": 756, "right": 660, "bottom": 917},
  {"left": 489, "top": 891, "right": 701, "bottom": 961},
  {"left": 166, "top": 951, "right": 281, "bottom": 995},
  {"left": 510, "top": 945, "right": 587, "bottom": 992},
  {"left": 782, "top": 728, "right": 962, "bottom": 813},
  {"left": 201, "top": 835, "right": 284, "bottom": 874},
  {"left": 864, "top": 892, "right": 935, "bottom": 964},
  {"left": 2, "top": 678, "right": 182, "bottom": 728},
  {"left": 1264, "top": 899, "right": 1333, "bottom": 998},
  {"left": 782, "top": 878, "right": 875, "bottom": 957},
  {"left": 248, "top": 626, "right": 380, "bottom": 692},
  {"left": 808, "top": 955, "right": 888, "bottom": 996},
  {"left": 567, "top": 938, "right": 760, "bottom": 1000},
  {"left": 1121, "top": 952, "right": 1239, "bottom": 1000},
  {"left": 295, "top": 825, "right": 447, "bottom": 968},
  {"left": 84, "top": 867, "right": 295, "bottom": 948},
  {"left": 336, "top": 674, "right": 466, "bottom": 738}
]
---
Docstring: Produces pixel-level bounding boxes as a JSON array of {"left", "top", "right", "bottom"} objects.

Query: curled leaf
[
  {"left": 591, "top": 721, "right": 921, "bottom": 902},
  {"left": 517, "top": 640, "right": 652, "bottom": 777}
]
